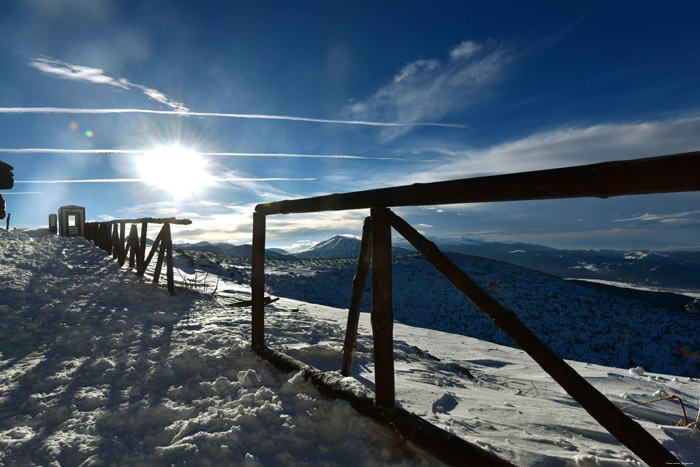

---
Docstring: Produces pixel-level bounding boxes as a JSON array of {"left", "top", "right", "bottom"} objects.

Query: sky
[{"left": 0, "top": 0, "right": 699, "bottom": 251}]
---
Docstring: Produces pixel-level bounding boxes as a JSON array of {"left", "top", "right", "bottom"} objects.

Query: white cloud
[
  {"left": 266, "top": 210, "right": 368, "bottom": 240},
  {"left": 29, "top": 57, "right": 189, "bottom": 112},
  {"left": 400, "top": 116, "right": 700, "bottom": 183},
  {"left": 613, "top": 210, "right": 700, "bottom": 223},
  {"left": 449, "top": 41, "right": 482, "bottom": 60},
  {"left": 345, "top": 39, "right": 509, "bottom": 140}
]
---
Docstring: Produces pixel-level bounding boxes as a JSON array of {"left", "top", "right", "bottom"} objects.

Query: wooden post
[
  {"left": 153, "top": 225, "right": 166, "bottom": 284},
  {"left": 118, "top": 223, "right": 126, "bottom": 266},
  {"left": 387, "top": 210, "right": 679, "bottom": 466},
  {"left": 144, "top": 229, "right": 164, "bottom": 269},
  {"left": 111, "top": 224, "right": 119, "bottom": 260},
  {"left": 163, "top": 222, "right": 175, "bottom": 296},
  {"left": 128, "top": 224, "right": 139, "bottom": 269},
  {"left": 341, "top": 217, "right": 372, "bottom": 376},
  {"left": 137, "top": 221, "right": 148, "bottom": 277},
  {"left": 251, "top": 212, "right": 266, "bottom": 350},
  {"left": 370, "top": 207, "right": 394, "bottom": 407},
  {"left": 104, "top": 224, "right": 112, "bottom": 255}
]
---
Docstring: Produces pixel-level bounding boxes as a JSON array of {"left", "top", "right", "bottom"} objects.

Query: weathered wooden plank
[
  {"left": 162, "top": 222, "right": 175, "bottom": 296},
  {"left": 152, "top": 226, "right": 166, "bottom": 284},
  {"left": 118, "top": 223, "right": 126, "bottom": 266},
  {"left": 251, "top": 212, "right": 266, "bottom": 350},
  {"left": 371, "top": 207, "right": 394, "bottom": 407},
  {"left": 103, "top": 223, "right": 112, "bottom": 254},
  {"left": 387, "top": 210, "right": 679, "bottom": 466},
  {"left": 341, "top": 216, "right": 372, "bottom": 377},
  {"left": 90, "top": 217, "right": 192, "bottom": 225},
  {"left": 144, "top": 229, "right": 164, "bottom": 269},
  {"left": 256, "top": 151, "right": 700, "bottom": 215},
  {"left": 256, "top": 345, "right": 514, "bottom": 467},
  {"left": 126, "top": 225, "right": 138, "bottom": 269},
  {"left": 111, "top": 224, "right": 119, "bottom": 260},
  {"left": 137, "top": 221, "right": 148, "bottom": 277}
]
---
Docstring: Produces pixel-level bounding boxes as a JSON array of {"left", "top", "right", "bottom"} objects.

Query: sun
[{"left": 136, "top": 146, "right": 215, "bottom": 197}]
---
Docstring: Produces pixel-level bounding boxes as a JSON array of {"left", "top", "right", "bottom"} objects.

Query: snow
[{"left": 1, "top": 229, "right": 700, "bottom": 465}]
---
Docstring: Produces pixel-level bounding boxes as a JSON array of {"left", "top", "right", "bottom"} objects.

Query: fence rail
[
  {"left": 84, "top": 217, "right": 191, "bottom": 295},
  {"left": 251, "top": 150, "right": 700, "bottom": 466}
]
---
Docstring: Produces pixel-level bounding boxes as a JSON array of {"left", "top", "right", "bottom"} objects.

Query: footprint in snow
[{"left": 432, "top": 392, "right": 458, "bottom": 414}]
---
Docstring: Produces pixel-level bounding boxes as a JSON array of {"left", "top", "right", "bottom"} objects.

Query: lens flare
[
  {"left": 84, "top": 130, "right": 94, "bottom": 138},
  {"left": 135, "top": 146, "right": 215, "bottom": 198}
]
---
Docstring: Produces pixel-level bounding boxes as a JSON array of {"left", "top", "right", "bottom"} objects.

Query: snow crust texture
[
  {"left": 2, "top": 230, "right": 699, "bottom": 466},
  {"left": 255, "top": 253, "right": 700, "bottom": 378},
  {"left": 0, "top": 231, "right": 436, "bottom": 466}
]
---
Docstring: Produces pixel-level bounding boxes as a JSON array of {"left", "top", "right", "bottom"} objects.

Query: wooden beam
[
  {"left": 144, "top": 229, "right": 164, "bottom": 269},
  {"left": 256, "top": 345, "right": 514, "bottom": 467},
  {"left": 128, "top": 224, "right": 139, "bottom": 269},
  {"left": 153, "top": 225, "right": 166, "bottom": 284},
  {"left": 256, "top": 151, "right": 700, "bottom": 215},
  {"left": 103, "top": 223, "right": 112, "bottom": 255},
  {"left": 118, "top": 223, "right": 126, "bottom": 266},
  {"left": 89, "top": 217, "right": 192, "bottom": 225},
  {"left": 251, "top": 212, "right": 266, "bottom": 350},
  {"left": 163, "top": 222, "right": 175, "bottom": 296},
  {"left": 341, "top": 216, "right": 372, "bottom": 376},
  {"left": 371, "top": 208, "right": 394, "bottom": 407},
  {"left": 387, "top": 210, "right": 680, "bottom": 466},
  {"left": 137, "top": 221, "right": 148, "bottom": 277},
  {"left": 111, "top": 224, "right": 119, "bottom": 260}
]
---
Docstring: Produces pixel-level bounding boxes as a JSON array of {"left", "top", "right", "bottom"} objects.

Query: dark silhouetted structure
[{"left": 0, "top": 161, "right": 13, "bottom": 189}]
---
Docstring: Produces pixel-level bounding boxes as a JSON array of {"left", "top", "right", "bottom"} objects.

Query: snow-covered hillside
[
  {"left": 193, "top": 250, "right": 700, "bottom": 378},
  {"left": 1, "top": 230, "right": 699, "bottom": 465},
  {"left": 295, "top": 235, "right": 412, "bottom": 259}
]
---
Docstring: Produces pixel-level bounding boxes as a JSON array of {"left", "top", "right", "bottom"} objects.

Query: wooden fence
[
  {"left": 251, "top": 150, "right": 700, "bottom": 466},
  {"left": 83, "top": 217, "right": 192, "bottom": 296}
]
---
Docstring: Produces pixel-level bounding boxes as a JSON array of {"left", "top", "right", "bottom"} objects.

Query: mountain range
[{"left": 177, "top": 235, "right": 700, "bottom": 294}]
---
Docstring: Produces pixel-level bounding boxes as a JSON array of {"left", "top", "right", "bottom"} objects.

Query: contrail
[
  {"left": 0, "top": 107, "right": 467, "bottom": 128},
  {"left": 0, "top": 191, "right": 44, "bottom": 195},
  {"left": 0, "top": 148, "right": 403, "bottom": 160},
  {"left": 15, "top": 177, "right": 316, "bottom": 184}
]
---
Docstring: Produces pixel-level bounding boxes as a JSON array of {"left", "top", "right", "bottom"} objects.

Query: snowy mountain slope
[
  {"left": 405, "top": 237, "right": 700, "bottom": 292},
  {"left": 177, "top": 242, "right": 290, "bottom": 259},
  {"left": 1, "top": 230, "right": 699, "bottom": 466},
  {"left": 295, "top": 235, "right": 412, "bottom": 259},
  {"left": 193, "top": 251, "right": 700, "bottom": 378}
]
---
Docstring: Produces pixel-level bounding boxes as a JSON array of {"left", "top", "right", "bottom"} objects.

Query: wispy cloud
[
  {"left": 398, "top": 116, "right": 700, "bottom": 184},
  {"left": 29, "top": 57, "right": 189, "bottom": 112},
  {"left": 0, "top": 191, "right": 43, "bottom": 195},
  {"left": 345, "top": 39, "right": 509, "bottom": 140},
  {"left": 0, "top": 107, "right": 466, "bottom": 128},
  {"left": 0, "top": 148, "right": 402, "bottom": 160},
  {"left": 613, "top": 210, "right": 700, "bottom": 223}
]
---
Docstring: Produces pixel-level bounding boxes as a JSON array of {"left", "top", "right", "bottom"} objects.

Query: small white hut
[{"left": 58, "top": 205, "right": 85, "bottom": 237}]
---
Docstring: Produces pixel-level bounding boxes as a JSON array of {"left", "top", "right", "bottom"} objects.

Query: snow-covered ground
[
  {"left": 1, "top": 229, "right": 699, "bottom": 465},
  {"left": 196, "top": 250, "right": 700, "bottom": 378}
]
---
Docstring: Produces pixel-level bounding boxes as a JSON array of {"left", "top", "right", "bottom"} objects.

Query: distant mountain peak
[{"left": 295, "top": 235, "right": 412, "bottom": 259}]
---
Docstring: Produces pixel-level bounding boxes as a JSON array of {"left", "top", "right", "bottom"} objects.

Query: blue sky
[{"left": 0, "top": 0, "right": 699, "bottom": 251}]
